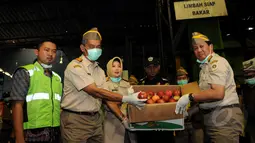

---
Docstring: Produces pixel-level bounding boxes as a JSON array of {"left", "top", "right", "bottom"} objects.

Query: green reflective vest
[{"left": 22, "top": 62, "right": 62, "bottom": 129}]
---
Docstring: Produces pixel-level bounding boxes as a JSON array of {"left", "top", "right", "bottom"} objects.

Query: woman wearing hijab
[{"left": 103, "top": 57, "right": 136, "bottom": 143}]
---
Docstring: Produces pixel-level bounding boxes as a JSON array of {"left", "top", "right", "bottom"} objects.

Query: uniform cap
[
  {"left": 144, "top": 57, "right": 160, "bottom": 67},
  {"left": 177, "top": 67, "right": 188, "bottom": 76},
  {"left": 82, "top": 27, "right": 102, "bottom": 43}
]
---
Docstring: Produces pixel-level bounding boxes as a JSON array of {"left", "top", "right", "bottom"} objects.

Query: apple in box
[
  {"left": 165, "top": 90, "right": 173, "bottom": 97},
  {"left": 162, "top": 95, "right": 170, "bottom": 102},
  {"left": 146, "top": 99, "right": 155, "bottom": 104},
  {"left": 157, "top": 91, "right": 164, "bottom": 98},
  {"left": 138, "top": 92, "right": 148, "bottom": 99}
]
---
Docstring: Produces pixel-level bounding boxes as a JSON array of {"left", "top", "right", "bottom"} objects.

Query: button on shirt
[
  {"left": 199, "top": 53, "right": 239, "bottom": 109},
  {"left": 61, "top": 55, "right": 106, "bottom": 112}
]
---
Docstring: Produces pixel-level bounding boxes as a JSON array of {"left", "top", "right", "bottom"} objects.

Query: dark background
[{"left": 0, "top": 0, "right": 254, "bottom": 92}]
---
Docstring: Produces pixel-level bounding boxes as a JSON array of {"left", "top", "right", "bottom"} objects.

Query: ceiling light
[
  {"left": 226, "top": 33, "right": 230, "bottom": 36},
  {"left": 248, "top": 27, "right": 254, "bottom": 30}
]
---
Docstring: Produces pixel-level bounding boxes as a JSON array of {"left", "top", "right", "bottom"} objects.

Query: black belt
[
  {"left": 62, "top": 108, "right": 98, "bottom": 116},
  {"left": 199, "top": 104, "right": 240, "bottom": 114}
]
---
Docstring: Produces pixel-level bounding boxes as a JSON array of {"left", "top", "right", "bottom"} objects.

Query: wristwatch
[{"left": 188, "top": 93, "right": 194, "bottom": 102}]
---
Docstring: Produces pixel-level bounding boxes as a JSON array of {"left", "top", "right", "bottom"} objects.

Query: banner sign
[{"left": 174, "top": 0, "right": 228, "bottom": 20}]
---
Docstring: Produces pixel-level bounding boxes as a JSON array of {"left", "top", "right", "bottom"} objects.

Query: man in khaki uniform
[
  {"left": 175, "top": 32, "right": 244, "bottom": 143},
  {"left": 60, "top": 28, "right": 146, "bottom": 143}
]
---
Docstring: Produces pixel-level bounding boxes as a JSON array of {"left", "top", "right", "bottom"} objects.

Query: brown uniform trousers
[
  {"left": 61, "top": 110, "right": 104, "bottom": 143},
  {"left": 203, "top": 107, "right": 244, "bottom": 143}
]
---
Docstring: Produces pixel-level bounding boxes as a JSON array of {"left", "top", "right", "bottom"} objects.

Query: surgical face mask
[
  {"left": 196, "top": 55, "right": 211, "bottom": 64},
  {"left": 177, "top": 79, "right": 188, "bottom": 85},
  {"left": 245, "top": 77, "right": 255, "bottom": 85},
  {"left": 110, "top": 77, "right": 122, "bottom": 83},
  {"left": 41, "top": 63, "right": 52, "bottom": 69},
  {"left": 86, "top": 48, "right": 102, "bottom": 61}
]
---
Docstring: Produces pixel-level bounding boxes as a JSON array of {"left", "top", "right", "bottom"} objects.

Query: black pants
[{"left": 137, "top": 131, "right": 175, "bottom": 143}]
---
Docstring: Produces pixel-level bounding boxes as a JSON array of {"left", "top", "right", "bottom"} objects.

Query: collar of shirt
[
  {"left": 119, "top": 80, "right": 129, "bottom": 87},
  {"left": 81, "top": 54, "right": 99, "bottom": 69},
  {"left": 34, "top": 62, "right": 52, "bottom": 77}
]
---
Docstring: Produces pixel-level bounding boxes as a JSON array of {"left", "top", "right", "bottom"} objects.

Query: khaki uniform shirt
[
  {"left": 199, "top": 53, "right": 239, "bottom": 109},
  {"left": 103, "top": 79, "right": 130, "bottom": 115},
  {"left": 61, "top": 55, "right": 106, "bottom": 112}
]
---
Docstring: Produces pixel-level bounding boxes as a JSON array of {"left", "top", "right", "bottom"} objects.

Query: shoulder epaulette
[
  {"left": 106, "top": 76, "right": 110, "bottom": 82},
  {"left": 210, "top": 60, "right": 218, "bottom": 65},
  {"left": 75, "top": 57, "right": 83, "bottom": 62},
  {"left": 122, "top": 78, "right": 128, "bottom": 82}
]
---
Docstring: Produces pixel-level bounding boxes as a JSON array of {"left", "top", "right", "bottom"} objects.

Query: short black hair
[
  {"left": 37, "top": 39, "right": 56, "bottom": 50},
  {"left": 205, "top": 41, "right": 212, "bottom": 46}
]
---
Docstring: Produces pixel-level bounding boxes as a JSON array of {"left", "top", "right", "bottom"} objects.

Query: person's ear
[
  {"left": 210, "top": 44, "right": 214, "bottom": 52},
  {"left": 34, "top": 49, "right": 39, "bottom": 56},
  {"left": 80, "top": 44, "right": 86, "bottom": 52}
]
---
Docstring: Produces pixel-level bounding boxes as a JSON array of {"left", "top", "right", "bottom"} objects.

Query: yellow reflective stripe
[
  {"left": 192, "top": 35, "right": 209, "bottom": 41},
  {"left": 83, "top": 30, "right": 102, "bottom": 40},
  {"left": 54, "top": 94, "right": 61, "bottom": 101},
  {"left": 26, "top": 93, "right": 49, "bottom": 102}
]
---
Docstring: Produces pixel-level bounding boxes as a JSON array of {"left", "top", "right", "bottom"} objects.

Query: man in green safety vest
[{"left": 10, "top": 40, "right": 62, "bottom": 143}]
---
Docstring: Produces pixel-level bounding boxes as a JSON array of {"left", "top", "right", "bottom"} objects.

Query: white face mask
[{"left": 41, "top": 63, "right": 52, "bottom": 69}]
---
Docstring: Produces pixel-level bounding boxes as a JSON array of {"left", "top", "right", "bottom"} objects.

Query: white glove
[
  {"left": 175, "top": 94, "right": 190, "bottom": 114},
  {"left": 122, "top": 92, "right": 147, "bottom": 107},
  {"left": 122, "top": 117, "right": 130, "bottom": 130}
]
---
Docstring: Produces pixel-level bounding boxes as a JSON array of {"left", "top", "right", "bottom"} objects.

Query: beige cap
[
  {"left": 177, "top": 67, "right": 188, "bottom": 76},
  {"left": 192, "top": 32, "right": 210, "bottom": 44},
  {"left": 82, "top": 27, "right": 102, "bottom": 43}
]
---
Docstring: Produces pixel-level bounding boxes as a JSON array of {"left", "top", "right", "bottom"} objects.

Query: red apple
[
  {"left": 157, "top": 91, "right": 165, "bottom": 98},
  {"left": 147, "top": 91, "right": 154, "bottom": 96},
  {"left": 138, "top": 92, "right": 148, "bottom": 99},
  {"left": 156, "top": 99, "right": 165, "bottom": 103},
  {"left": 173, "top": 90, "right": 181, "bottom": 96},
  {"left": 165, "top": 90, "right": 173, "bottom": 97},
  {"left": 147, "top": 99, "right": 155, "bottom": 104},
  {"left": 152, "top": 95, "right": 160, "bottom": 102},
  {"left": 169, "top": 98, "right": 176, "bottom": 102},
  {"left": 162, "top": 95, "right": 170, "bottom": 102}
]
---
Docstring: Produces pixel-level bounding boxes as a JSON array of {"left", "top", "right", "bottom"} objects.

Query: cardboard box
[{"left": 127, "top": 82, "right": 201, "bottom": 131}]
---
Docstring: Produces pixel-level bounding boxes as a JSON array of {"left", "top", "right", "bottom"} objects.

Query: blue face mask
[
  {"left": 110, "top": 77, "right": 122, "bottom": 83},
  {"left": 87, "top": 48, "right": 102, "bottom": 61},
  {"left": 177, "top": 80, "right": 188, "bottom": 85},
  {"left": 196, "top": 54, "right": 211, "bottom": 64},
  {"left": 246, "top": 77, "right": 255, "bottom": 85}
]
